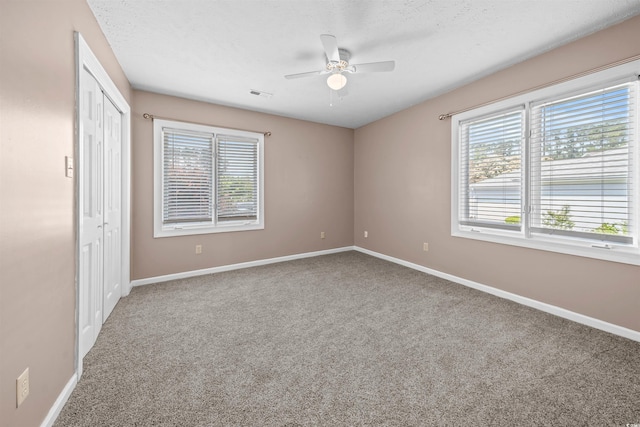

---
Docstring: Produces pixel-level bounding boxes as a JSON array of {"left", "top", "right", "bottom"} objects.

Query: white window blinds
[
  {"left": 452, "top": 62, "right": 640, "bottom": 264},
  {"left": 154, "top": 118, "right": 264, "bottom": 237},
  {"left": 459, "top": 109, "right": 524, "bottom": 230},
  {"left": 530, "top": 82, "right": 636, "bottom": 244},
  {"left": 216, "top": 136, "right": 259, "bottom": 222},
  {"left": 162, "top": 128, "right": 213, "bottom": 224}
]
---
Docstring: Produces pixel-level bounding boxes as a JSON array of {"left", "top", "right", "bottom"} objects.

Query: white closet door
[
  {"left": 79, "top": 68, "right": 104, "bottom": 358},
  {"left": 103, "top": 96, "right": 122, "bottom": 321},
  {"left": 78, "top": 69, "right": 124, "bottom": 358}
]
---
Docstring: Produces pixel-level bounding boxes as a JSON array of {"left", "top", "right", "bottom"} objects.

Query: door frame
[{"left": 75, "top": 32, "right": 131, "bottom": 377}]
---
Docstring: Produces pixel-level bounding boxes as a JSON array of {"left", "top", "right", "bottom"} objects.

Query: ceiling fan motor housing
[{"left": 326, "top": 48, "right": 351, "bottom": 72}]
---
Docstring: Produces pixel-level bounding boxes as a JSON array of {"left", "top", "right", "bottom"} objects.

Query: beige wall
[
  {"left": 354, "top": 15, "right": 640, "bottom": 333},
  {"left": 131, "top": 90, "right": 354, "bottom": 280},
  {"left": 0, "top": 1, "right": 131, "bottom": 426}
]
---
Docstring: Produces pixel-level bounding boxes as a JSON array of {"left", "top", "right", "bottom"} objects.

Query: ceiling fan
[{"left": 285, "top": 34, "right": 395, "bottom": 93}]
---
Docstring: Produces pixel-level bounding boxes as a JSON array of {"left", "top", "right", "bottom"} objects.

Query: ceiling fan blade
[
  {"left": 320, "top": 34, "right": 340, "bottom": 63},
  {"left": 284, "top": 70, "right": 324, "bottom": 79},
  {"left": 351, "top": 60, "right": 395, "bottom": 73}
]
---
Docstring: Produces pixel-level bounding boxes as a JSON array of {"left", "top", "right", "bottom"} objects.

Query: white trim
[
  {"left": 40, "top": 374, "right": 77, "bottom": 427},
  {"left": 131, "top": 246, "right": 356, "bottom": 287},
  {"left": 354, "top": 246, "right": 640, "bottom": 343},
  {"left": 75, "top": 32, "right": 132, "bottom": 377},
  {"left": 451, "top": 229, "right": 640, "bottom": 265}
]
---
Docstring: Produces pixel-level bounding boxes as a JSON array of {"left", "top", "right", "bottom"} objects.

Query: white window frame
[
  {"left": 153, "top": 119, "right": 264, "bottom": 238},
  {"left": 452, "top": 60, "right": 640, "bottom": 265}
]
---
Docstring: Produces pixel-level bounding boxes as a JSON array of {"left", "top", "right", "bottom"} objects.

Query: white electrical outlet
[
  {"left": 423, "top": 242, "right": 429, "bottom": 252},
  {"left": 195, "top": 244, "right": 202, "bottom": 254},
  {"left": 16, "top": 368, "right": 29, "bottom": 407},
  {"left": 320, "top": 231, "right": 325, "bottom": 239},
  {"left": 364, "top": 231, "right": 368, "bottom": 238}
]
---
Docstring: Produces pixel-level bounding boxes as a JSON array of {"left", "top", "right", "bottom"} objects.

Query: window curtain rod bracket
[
  {"left": 142, "top": 113, "right": 272, "bottom": 137},
  {"left": 438, "top": 54, "right": 640, "bottom": 120}
]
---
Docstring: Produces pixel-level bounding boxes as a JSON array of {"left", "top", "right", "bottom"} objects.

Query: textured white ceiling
[{"left": 87, "top": 0, "right": 640, "bottom": 129}]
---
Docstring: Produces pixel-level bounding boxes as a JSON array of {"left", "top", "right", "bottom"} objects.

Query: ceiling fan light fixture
[{"left": 327, "top": 73, "right": 347, "bottom": 90}]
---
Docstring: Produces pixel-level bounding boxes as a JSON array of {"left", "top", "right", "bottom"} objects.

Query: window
[
  {"left": 530, "top": 84, "right": 635, "bottom": 245},
  {"left": 154, "top": 119, "right": 264, "bottom": 237},
  {"left": 459, "top": 108, "right": 524, "bottom": 231},
  {"left": 452, "top": 60, "right": 640, "bottom": 265}
]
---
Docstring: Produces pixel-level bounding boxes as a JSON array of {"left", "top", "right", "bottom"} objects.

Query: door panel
[
  {"left": 103, "top": 97, "right": 122, "bottom": 320},
  {"left": 79, "top": 244, "right": 92, "bottom": 338},
  {"left": 79, "top": 68, "right": 104, "bottom": 358}
]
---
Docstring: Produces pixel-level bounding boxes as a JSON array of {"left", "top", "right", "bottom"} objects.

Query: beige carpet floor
[{"left": 54, "top": 251, "right": 640, "bottom": 426}]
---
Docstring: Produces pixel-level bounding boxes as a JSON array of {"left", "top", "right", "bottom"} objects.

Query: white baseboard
[
  {"left": 354, "top": 246, "right": 640, "bottom": 343},
  {"left": 130, "top": 246, "right": 356, "bottom": 287},
  {"left": 40, "top": 373, "right": 77, "bottom": 427}
]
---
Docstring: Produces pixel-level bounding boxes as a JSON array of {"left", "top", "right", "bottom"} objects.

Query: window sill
[
  {"left": 154, "top": 221, "right": 264, "bottom": 238},
  {"left": 452, "top": 227, "right": 640, "bottom": 266}
]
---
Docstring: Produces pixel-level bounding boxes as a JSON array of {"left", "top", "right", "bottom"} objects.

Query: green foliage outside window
[
  {"left": 542, "top": 205, "right": 574, "bottom": 230},
  {"left": 504, "top": 216, "right": 521, "bottom": 225},
  {"left": 218, "top": 176, "right": 255, "bottom": 203},
  {"left": 217, "top": 176, "right": 257, "bottom": 220},
  {"left": 592, "top": 222, "right": 628, "bottom": 235},
  {"left": 543, "top": 122, "right": 628, "bottom": 161}
]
